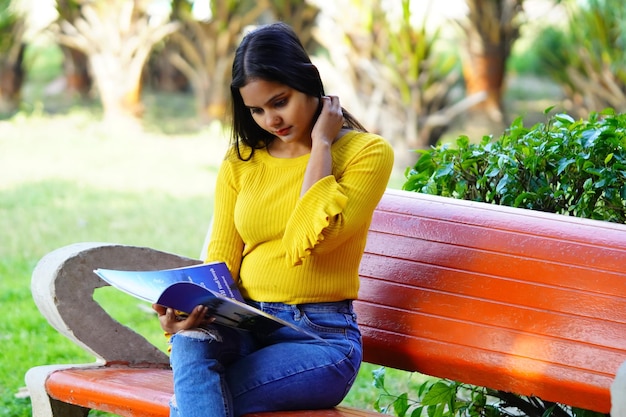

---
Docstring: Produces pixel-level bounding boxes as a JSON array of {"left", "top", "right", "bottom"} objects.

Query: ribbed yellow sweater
[{"left": 205, "top": 130, "right": 394, "bottom": 304}]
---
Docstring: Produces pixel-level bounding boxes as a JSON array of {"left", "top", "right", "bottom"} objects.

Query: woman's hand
[
  {"left": 311, "top": 95, "right": 344, "bottom": 147},
  {"left": 152, "top": 304, "right": 215, "bottom": 334},
  {"left": 301, "top": 95, "right": 345, "bottom": 196}
]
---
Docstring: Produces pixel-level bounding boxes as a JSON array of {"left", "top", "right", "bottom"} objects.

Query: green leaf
[
  {"left": 434, "top": 163, "right": 454, "bottom": 178},
  {"left": 418, "top": 379, "right": 434, "bottom": 397},
  {"left": 393, "top": 392, "right": 410, "bottom": 417},
  {"left": 543, "top": 105, "right": 556, "bottom": 114},
  {"left": 496, "top": 174, "right": 510, "bottom": 194},
  {"left": 410, "top": 406, "right": 424, "bottom": 417},
  {"left": 581, "top": 129, "right": 601, "bottom": 148},
  {"left": 557, "top": 158, "right": 575, "bottom": 175},
  {"left": 421, "top": 381, "right": 456, "bottom": 406},
  {"left": 554, "top": 113, "right": 575, "bottom": 125},
  {"left": 456, "top": 135, "right": 470, "bottom": 148},
  {"left": 571, "top": 406, "right": 610, "bottom": 417},
  {"left": 541, "top": 404, "right": 557, "bottom": 417},
  {"left": 373, "top": 397, "right": 382, "bottom": 412},
  {"left": 513, "top": 192, "right": 535, "bottom": 208},
  {"left": 426, "top": 404, "right": 444, "bottom": 417},
  {"left": 605, "top": 153, "right": 614, "bottom": 164},
  {"left": 402, "top": 110, "right": 626, "bottom": 223},
  {"left": 372, "top": 367, "right": 386, "bottom": 390}
]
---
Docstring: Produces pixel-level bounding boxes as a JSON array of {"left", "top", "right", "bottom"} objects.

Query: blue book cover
[
  {"left": 94, "top": 262, "right": 243, "bottom": 304},
  {"left": 94, "top": 263, "right": 323, "bottom": 340}
]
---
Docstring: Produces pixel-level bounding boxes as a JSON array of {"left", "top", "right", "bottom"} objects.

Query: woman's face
[{"left": 239, "top": 79, "right": 319, "bottom": 147}]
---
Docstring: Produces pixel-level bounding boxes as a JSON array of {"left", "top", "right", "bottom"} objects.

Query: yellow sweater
[{"left": 205, "top": 130, "right": 394, "bottom": 304}]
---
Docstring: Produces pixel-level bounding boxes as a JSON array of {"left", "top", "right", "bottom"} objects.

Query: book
[{"left": 93, "top": 262, "right": 321, "bottom": 340}]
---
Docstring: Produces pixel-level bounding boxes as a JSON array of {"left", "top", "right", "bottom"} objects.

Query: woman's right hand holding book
[{"left": 152, "top": 304, "right": 215, "bottom": 334}]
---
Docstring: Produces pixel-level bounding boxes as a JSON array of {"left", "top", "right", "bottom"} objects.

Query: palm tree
[
  {"left": 269, "top": 0, "right": 320, "bottom": 52},
  {"left": 54, "top": 0, "right": 179, "bottom": 125},
  {"left": 55, "top": 0, "right": 91, "bottom": 98},
  {"left": 162, "top": 0, "right": 269, "bottom": 122},
  {"left": 315, "top": 0, "right": 463, "bottom": 162},
  {"left": 166, "top": 0, "right": 321, "bottom": 122}
]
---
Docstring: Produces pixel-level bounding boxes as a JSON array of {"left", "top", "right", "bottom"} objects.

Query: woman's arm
[
  {"left": 300, "top": 95, "right": 344, "bottom": 196},
  {"left": 284, "top": 132, "right": 394, "bottom": 265}
]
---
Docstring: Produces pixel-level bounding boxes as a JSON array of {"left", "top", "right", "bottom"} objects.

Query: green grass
[
  {"left": 0, "top": 107, "right": 416, "bottom": 416},
  {"left": 0, "top": 180, "right": 215, "bottom": 416}
]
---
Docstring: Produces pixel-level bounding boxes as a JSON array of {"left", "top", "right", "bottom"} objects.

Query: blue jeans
[{"left": 168, "top": 300, "right": 362, "bottom": 417}]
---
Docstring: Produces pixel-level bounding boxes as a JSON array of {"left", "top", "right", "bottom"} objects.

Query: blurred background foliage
[
  {"left": 1, "top": 0, "right": 625, "bottom": 169},
  {"left": 535, "top": 0, "right": 626, "bottom": 116}
]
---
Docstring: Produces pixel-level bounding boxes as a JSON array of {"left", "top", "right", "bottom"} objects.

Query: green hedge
[{"left": 404, "top": 108, "right": 626, "bottom": 223}]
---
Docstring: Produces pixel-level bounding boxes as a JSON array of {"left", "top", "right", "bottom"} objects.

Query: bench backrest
[{"left": 355, "top": 189, "right": 626, "bottom": 413}]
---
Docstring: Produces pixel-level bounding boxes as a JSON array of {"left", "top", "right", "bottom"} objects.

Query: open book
[{"left": 93, "top": 262, "right": 321, "bottom": 340}]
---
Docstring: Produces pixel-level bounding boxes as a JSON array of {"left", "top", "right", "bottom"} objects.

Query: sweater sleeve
[
  {"left": 282, "top": 134, "right": 394, "bottom": 266},
  {"left": 205, "top": 156, "right": 244, "bottom": 281}
]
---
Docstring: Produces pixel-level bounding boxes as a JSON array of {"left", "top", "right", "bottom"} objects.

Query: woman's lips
[{"left": 275, "top": 127, "right": 291, "bottom": 136}]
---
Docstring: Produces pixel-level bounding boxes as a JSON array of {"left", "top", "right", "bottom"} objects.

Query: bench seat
[{"left": 44, "top": 367, "right": 375, "bottom": 416}]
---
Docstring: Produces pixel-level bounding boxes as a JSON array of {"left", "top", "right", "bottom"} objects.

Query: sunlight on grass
[{"left": 0, "top": 111, "right": 229, "bottom": 196}]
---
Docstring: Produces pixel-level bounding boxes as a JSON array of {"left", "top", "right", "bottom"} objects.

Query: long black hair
[{"left": 230, "top": 22, "right": 365, "bottom": 160}]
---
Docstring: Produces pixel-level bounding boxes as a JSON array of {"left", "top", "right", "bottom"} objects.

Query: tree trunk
[
  {"left": 89, "top": 52, "right": 144, "bottom": 126},
  {"left": 0, "top": 10, "right": 26, "bottom": 115},
  {"left": 459, "top": 0, "right": 524, "bottom": 132},
  {"left": 61, "top": 46, "right": 91, "bottom": 98},
  {"left": 0, "top": 42, "right": 25, "bottom": 115},
  {"left": 462, "top": 44, "right": 507, "bottom": 124}
]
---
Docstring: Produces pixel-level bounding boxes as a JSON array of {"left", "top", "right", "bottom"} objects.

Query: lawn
[{"left": 0, "top": 107, "right": 416, "bottom": 416}]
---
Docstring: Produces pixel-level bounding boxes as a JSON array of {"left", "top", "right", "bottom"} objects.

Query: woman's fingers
[{"left": 152, "top": 303, "right": 213, "bottom": 333}]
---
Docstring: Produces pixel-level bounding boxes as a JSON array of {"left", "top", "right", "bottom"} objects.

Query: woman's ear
[{"left": 312, "top": 96, "right": 323, "bottom": 124}]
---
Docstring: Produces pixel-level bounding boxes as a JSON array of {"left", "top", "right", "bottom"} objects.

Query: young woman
[{"left": 152, "top": 22, "right": 394, "bottom": 417}]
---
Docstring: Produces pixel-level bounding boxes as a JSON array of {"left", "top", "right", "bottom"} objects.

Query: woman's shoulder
[
  {"left": 343, "top": 129, "right": 387, "bottom": 142},
  {"left": 337, "top": 130, "right": 393, "bottom": 154}
]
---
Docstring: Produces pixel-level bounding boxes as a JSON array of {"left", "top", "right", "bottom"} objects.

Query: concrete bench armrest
[{"left": 31, "top": 242, "right": 201, "bottom": 365}]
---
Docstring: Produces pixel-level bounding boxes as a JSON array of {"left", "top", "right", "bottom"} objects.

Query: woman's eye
[
  {"left": 250, "top": 108, "right": 262, "bottom": 115},
  {"left": 274, "top": 99, "right": 287, "bottom": 108}
]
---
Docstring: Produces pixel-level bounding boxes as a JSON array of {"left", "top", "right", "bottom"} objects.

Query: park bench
[{"left": 26, "top": 188, "right": 626, "bottom": 417}]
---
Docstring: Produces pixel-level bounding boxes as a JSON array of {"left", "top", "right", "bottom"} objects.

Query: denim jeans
[{"left": 168, "top": 300, "right": 362, "bottom": 417}]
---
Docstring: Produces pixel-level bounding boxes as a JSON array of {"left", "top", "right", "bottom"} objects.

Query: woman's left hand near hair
[
  {"left": 311, "top": 95, "right": 344, "bottom": 146},
  {"left": 152, "top": 303, "right": 215, "bottom": 334}
]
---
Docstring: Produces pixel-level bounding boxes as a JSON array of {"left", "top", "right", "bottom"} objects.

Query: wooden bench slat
[
  {"left": 358, "top": 279, "right": 626, "bottom": 350},
  {"left": 45, "top": 368, "right": 383, "bottom": 417},
  {"left": 46, "top": 368, "right": 172, "bottom": 417},
  {"left": 359, "top": 325, "right": 612, "bottom": 412},
  {"left": 379, "top": 191, "right": 626, "bottom": 248},
  {"left": 361, "top": 258, "right": 626, "bottom": 323},
  {"left": 357, "top": 302, "right": 624, "bottom": 371},
  {"left": 364, "top": 232, "right": 626, "bottom": 295},
  {"left": 372, "top": 210, "right": 626, "bottom": 267}
]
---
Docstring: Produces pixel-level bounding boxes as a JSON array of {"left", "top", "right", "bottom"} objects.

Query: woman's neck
[{"left": 267, "top": 139, "right": 312, "bottom": 158}]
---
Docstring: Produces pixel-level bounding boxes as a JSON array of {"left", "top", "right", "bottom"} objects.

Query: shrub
[
  {"left": 372, "top": 368, "right": 606, "bottom": 417},
  {"left": 403, "top": 108, "right": 626, "bottom": 223}
]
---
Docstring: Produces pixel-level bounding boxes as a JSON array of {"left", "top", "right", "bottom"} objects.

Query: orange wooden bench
[{"left": 26, "top": 189, "right": 626, "bottom": 416}]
